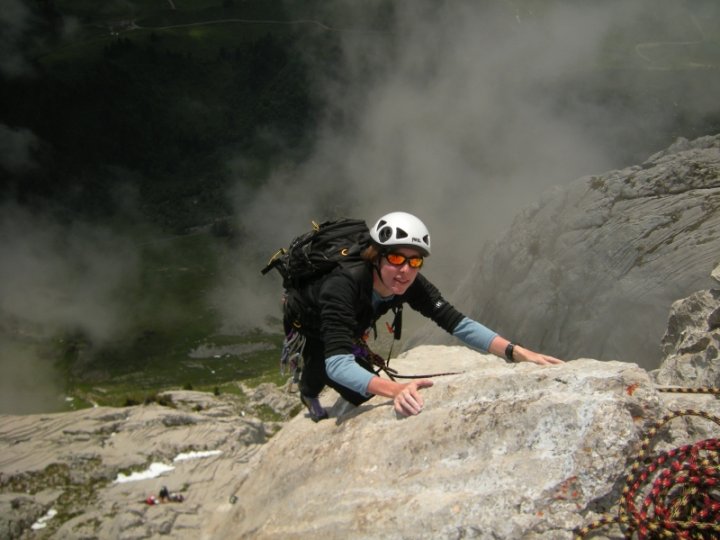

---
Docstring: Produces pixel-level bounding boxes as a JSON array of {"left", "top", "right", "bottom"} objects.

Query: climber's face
[{"left": 373, "top": 247, "right": 423, "bottom": 297}]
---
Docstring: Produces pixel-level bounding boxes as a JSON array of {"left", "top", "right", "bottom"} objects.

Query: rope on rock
[
  {"left": 353, "top": 339, "right": 464, "bottom": 381},
  {"left": 575, "top": 397, "right": 720, "bottom": 540},
  {"left": 656, "top": 386, "right": 720, "bottom": 396}
]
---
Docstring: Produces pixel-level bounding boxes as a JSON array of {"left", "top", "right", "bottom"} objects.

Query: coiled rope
[{"left": 575, "top": 386, "right": 720, "bottom": 539}]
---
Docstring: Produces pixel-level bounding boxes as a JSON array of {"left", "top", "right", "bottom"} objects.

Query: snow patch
[
  {"left": 31, "top": 508, "right": 57, "bottom": 530},
  {"left": 114, "top": 462, "right": 175, "bottom": 483},
  {"left": 174, "top": 449, "right": 223, "bottom": 462}
]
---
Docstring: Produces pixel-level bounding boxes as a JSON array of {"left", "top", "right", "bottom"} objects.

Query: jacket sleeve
[
  {"left": 326, "top": 353, "right": 374, "bottom": 396},
  {"left": 452, "top": 316, "right": 498, "bottom": 352},
  {"left": 403, "top": 273, "right": 466, "bottom": 334}
]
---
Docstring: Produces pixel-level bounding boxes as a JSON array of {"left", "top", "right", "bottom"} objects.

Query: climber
[{"left": 282, "top": 211, "right": 564, "bottom": 421}]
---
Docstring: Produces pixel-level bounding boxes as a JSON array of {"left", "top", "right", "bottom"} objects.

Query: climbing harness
[{"left": 574, "top": 386, "right": 720, "bottom": 540}]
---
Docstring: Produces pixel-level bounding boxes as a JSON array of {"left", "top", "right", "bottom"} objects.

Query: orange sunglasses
[{"left": 385, "top": 252, "right": 424, "bottom": 269}]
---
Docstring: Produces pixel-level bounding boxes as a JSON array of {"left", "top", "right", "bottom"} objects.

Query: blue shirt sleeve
[
  {"left": 452, "top": 317, "right": 498, "bottom": 352},
  {"left": 325, "top": 354, "right": 374, "bottom": 396}
]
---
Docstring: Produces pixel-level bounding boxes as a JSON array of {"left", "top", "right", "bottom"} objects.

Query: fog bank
[
  {"left": 219, "top": 0, "right": 720, "bottom": 328},
  {"left": 0, "top": 204, "right": 141, "bottom": 412}
]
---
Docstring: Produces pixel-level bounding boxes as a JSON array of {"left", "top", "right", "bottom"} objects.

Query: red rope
[{"left": 576, "top": 408, "right": 720, "bottom": 539}]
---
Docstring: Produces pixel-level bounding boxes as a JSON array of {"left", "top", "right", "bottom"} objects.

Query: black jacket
[{"left": 285, "top": 262, "right": 465, "bottom": 357}]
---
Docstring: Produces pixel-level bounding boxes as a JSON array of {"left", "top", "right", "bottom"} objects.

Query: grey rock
[
  {"left": 711, "top": 262, "right": 720, "bottom": 283},
  {"left": 416, "top": 134, "right": 720, "bottom": 370},
  {"left": 3, "top": 340, "right": 719, "bottom": 538},
  {"left": 204, "top": 347, "right": 720, "bottom": 539},
  {"left": 0, "top": 495, "right": 45, "bottom": 540},
  {"left": 0, "top": 386, "right": 290, "bottom": 539},
  {"left": 654, "top": 287, "right": 720, "bottom": 388}
]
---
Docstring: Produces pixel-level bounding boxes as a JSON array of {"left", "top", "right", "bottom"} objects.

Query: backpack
[
  {"left": 260, "top": 218, "right": 372, "bottom": 290},
  {"left": 262, "top": 218, "right": 404, "bottom": 377}
]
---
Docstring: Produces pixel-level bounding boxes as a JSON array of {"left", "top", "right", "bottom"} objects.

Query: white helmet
[{"left": 370, "top": 211, "right": 431, "bottom": 255}]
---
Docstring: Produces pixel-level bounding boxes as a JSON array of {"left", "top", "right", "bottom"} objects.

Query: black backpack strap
[{"left": 391, "top": 305, "right": 403, "bottom": 340}]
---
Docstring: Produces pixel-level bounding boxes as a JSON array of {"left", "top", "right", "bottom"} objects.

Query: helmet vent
[
  {"left": 395, "top": 228, "right": 408, "bottom": 239},
  {"left": 378, "top": 225, "right": 392, "bottom": 242}
]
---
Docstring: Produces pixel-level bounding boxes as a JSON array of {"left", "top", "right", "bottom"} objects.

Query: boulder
[{"left": 654, "top": 263, "right": 720, "bottom": 388}]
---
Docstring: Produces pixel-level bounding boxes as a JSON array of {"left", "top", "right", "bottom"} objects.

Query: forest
[{"left": 1, "top": 0, "right": 341, "bottom": 232}]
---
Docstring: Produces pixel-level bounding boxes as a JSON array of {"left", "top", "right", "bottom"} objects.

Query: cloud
[
  {"left": 0, "top": 0, "right": 35, "bottom": 77},
  {"left": 0, "top": 123, "right": 40, "bottom": 174},
  {"left": 0, "top": 0, "right": 81, "bottom": 79},
  {"left": 221, "top": 1, "right": 699, "bottom": 326},
  {"left": 0, "top": 203, "right": 140, "bottom": 344},
  {"left": 0, "top": 335, "right": 65, "bottom": 414},
  {"left": 249, "top": 2, "right": 648, "bottom": 245}
]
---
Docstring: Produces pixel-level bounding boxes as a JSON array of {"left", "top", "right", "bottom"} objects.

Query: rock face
[
  {"left": 418, "top": 134, "right": 720, "bottom": 371},
  {"left": 205, "top": 348, "right": 720, "bottom": 539},
  {"left": 3, "top": 299, "right": 720, "bottom": 538},
  {"left": 0, "top": 385, "right": 297, "bottom": 539}
]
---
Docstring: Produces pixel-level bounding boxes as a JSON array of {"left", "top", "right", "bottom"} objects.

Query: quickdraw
[
  {"left": 574, "top": 389, "right": 720, "bottom": 539},
  {"left": 280, "top": 329, "right": 306, "bottom": 382}
]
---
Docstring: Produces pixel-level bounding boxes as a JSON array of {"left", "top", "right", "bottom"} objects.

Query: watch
[{"left": 504, "top": 342, "right": 516, "bottom": 361}]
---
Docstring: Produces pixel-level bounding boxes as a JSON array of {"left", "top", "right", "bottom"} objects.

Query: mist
[
  {"left": 218, "top": 0, "right": 712, "bottom": 329},
  {"left": 2, "top": 0, "right": 719, "bottom": 410},
  {"left": 0, "top": 123, "right": 39, "bottom": 174},
  {"left": 0, "top": 336, "right": 66, "bottom": 414},
  {"left": 0, "top": 0, "right": 81, "bottom": 79},
  {"left": 0, "top": 0, "right": 34, "bottom": 77},
  {"left": 0, "top": 203, "right": 141, "bottom": 412}
]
